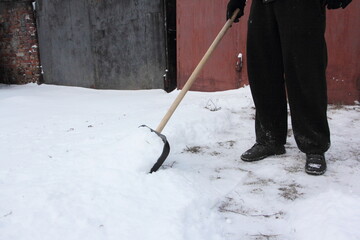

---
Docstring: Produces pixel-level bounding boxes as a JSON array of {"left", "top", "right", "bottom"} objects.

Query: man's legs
[
  {"left": 243, "top": 0, "right": 330, "bottom": 174},
  {"left": 275, "top": 0, "right": 330, "bottom": 155},
  {"left": 243, "top": 0, "right": 287, "bottom": 161}
]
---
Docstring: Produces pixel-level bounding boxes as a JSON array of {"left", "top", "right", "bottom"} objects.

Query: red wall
[
  {"left": 325, "top": 4, "right": 360, "bottom": 104},
  {"left": 177, "top": 0, "right": 247, "bottom": 91},
  {"left": 177, "top": 0, "right": 360, "bottom": 104}
]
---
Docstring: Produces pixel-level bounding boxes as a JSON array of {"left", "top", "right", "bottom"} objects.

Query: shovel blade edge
[{"left": 139, "top": 125, "right": 171, "bottom": 173}]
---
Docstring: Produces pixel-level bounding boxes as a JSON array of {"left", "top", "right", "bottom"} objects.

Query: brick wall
[{"left": 0, "top": 0, "right": 41, "bottom": 84}]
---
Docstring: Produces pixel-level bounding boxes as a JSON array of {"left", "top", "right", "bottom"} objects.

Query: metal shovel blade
[{"left": 139, "top": 125, "right": 170, "bottom": 173}]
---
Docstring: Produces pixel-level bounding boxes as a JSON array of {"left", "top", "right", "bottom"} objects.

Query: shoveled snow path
[{"left": 0, "top": 84, "right": 359, "bottom": 240}]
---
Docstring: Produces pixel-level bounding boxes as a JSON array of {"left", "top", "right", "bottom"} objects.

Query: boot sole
[
  {"left": 305, "top": 168, "right": 326, "bottom": 176},
  {"left": 241, "top": 150, "right": 286, "bottom": 162}
]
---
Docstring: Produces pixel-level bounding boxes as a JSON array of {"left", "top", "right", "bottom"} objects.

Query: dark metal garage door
[{"left": 36, "top": 0, "right": 168, "bottom": 90}]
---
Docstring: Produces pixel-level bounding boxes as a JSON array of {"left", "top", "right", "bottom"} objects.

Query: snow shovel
[{"left": 142, "top": 9, "right": 241, "bottom": 173}]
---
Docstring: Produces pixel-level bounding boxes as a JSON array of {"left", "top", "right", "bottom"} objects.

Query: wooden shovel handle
[{"left": 156, "top": 9, "right": 241, "bottom": 133}]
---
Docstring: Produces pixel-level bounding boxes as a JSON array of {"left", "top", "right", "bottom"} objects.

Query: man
[{"left": 226, "top": 0, "right": 352, "bottom": 175}]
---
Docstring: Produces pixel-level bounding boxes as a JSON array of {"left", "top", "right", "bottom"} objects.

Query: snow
[{"left": 0, "top": 83, "right": 359, "bottom": 240}]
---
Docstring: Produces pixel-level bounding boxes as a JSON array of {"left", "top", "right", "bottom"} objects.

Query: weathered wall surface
[
  {"left": 36, "top": 0, "right": 166, "bottom": 90},
  {"left": 325, "top": 4, "right": 360, "bottom": 104},
  {"left": 0, "top": 0, "right": 41, "bottom": 84},
  {"left": 177, "top": 0, "right": 359, "bottom": 104},
  {"left": 177, "top": 0, "right": 244, "bottom": 92}
]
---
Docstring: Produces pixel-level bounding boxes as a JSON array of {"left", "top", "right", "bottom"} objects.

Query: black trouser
[{"left": 246, "top": 0, "right": 330, "bottom": 154}]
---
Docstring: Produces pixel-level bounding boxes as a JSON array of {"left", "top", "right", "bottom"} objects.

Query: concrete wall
[{"left": 36, "top": 0, "right": 166, "bottom": 90}]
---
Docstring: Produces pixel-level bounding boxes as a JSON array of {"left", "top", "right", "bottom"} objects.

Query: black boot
[
  {"left": 241, "top": 143, "right": 285, "bottom": 162},
  {"left": 305, "top": 154, "right": 327, "bottom": 175}
]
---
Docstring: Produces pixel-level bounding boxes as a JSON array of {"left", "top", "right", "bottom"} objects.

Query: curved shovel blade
[{"left": 139, "top": 125, "right": 170, "bottom": 173}]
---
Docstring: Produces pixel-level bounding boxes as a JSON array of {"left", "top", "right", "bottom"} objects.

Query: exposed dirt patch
[
  {"left": 245, "top": 178, "right": 276, "bottom": 186},
  {"left": 218, "top": 197, "right": 285, "bottom": 219},
  {"left": 249, "top": 233, "right": 280, "bottom": 240},
  {"left": 278, "top": 183, "right": 304, "bottom": 201},
  {"left": 182, "top": 145, "right": 207, "bottom": 154}
]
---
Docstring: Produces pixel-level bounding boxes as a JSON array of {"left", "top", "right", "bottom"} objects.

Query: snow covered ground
[{"left": 0, "top": 83, "right": 359, "bottom": 240}]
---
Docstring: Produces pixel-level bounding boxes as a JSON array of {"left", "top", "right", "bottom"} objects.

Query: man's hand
[
  {"left": 326, "top": 0, "right": 352, "bottom": 9},
  {"left": 226, "top": 0, "right": 246, "bottom": 23}
]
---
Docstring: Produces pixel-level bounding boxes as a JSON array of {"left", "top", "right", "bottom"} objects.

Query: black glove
[
  {"left": 326, "top": 0, "right": 352, "bottom": 9},
  {"left": 226, "top": 0, "right": 246, "bottom": 23}
]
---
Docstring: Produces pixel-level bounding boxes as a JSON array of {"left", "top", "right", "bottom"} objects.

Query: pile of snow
[{"left": 0, "top": 84, "right": 359, "bottom": 240}]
